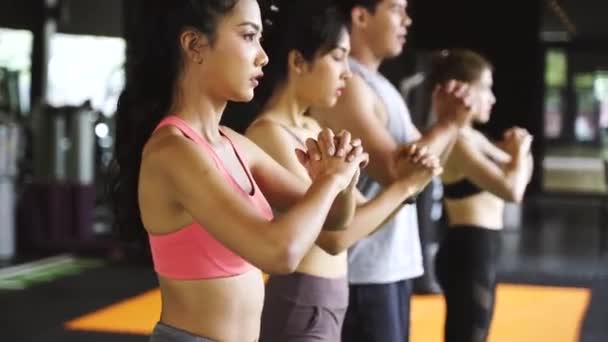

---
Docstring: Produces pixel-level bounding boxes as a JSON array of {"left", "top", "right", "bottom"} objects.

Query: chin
[
  {"left": 325, "top": 97, "right": 339, "bottom": 108},
  {"left": 476, "top": 115, "right": 491, "bottom": 124},
  {"left": 387, "top": 46, "right": 404, "bottom": 58},
  {"left": 232, "top": 90, "right": 255, "bottom": 103}
]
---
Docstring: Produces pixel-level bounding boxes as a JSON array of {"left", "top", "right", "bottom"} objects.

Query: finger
[
  {"left": 305, "top": 138, "right": 321, "bottom": 161},
  {"left": 405, "top": 143, "right": 417, "bottom": 158},
  {"left": 319, "top": 128, "right": 336, "bottom": 157},
  {"left": 444, "top": 80, "right": 456, "bottom": 93},
  {"left": 335, "top": 130, "right": 351, "bottom": 157},
  {"left": 346, "top": 145, "right": 364, "bottom": 162},
  {"left": 350, "top": 138, "right": 362, "bottom": 147},
  {"left": 430, "top": 157, "right": 441, "bottom": 170},
  {"left": 450, "top": 82, "right": 464, "bottom": 97},
  {"left": 295, "top": 148, "right": 309, "bottom": 166},
  {"left": 412, "top": 146, "right": 428, "bottom": 163},
  {"left": 355, "top": 152, "right": 370, "bottom": 168},
  {"left": 433, "top": 84, "right": 442, "bottom": 98},
  {"left": 419, "top": 155, "right": 436, "bottom": 168},
  {"left": 350, "top": 139, "right": 362, "bottom": 156},
  {"left": 455, "top": 83, "right": 470, "bottom": 99}
]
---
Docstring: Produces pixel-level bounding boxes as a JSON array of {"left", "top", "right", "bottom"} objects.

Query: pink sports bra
[{"left": 147, "top": 116, "right": 273, "bottom": 280}]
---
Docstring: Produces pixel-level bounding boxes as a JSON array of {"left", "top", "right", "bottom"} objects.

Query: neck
[
  {"left": 459, "top": 122, "right": 476, "bottom": 136},
  {"left": 261, "top": 80, "right": 309, "bottom": 128},
  {"left": 170, "top": 78, "right": 227, "bottom": 143},
  {"left": 350, "top": 32, "right": 383, "bottom": 71}
]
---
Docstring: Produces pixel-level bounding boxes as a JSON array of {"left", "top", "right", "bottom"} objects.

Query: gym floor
[{"left": 1, "top": 195, "right": 606, "bottom": 342}]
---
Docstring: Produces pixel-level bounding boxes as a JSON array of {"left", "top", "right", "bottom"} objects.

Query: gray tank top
[{"left": 347, "top": 58, "right": 423, "bottom": 284}]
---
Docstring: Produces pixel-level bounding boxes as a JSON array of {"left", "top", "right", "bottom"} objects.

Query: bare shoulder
[
  {"left": 339, "top": 74, "right": 378, "bottom": 110},
  {"left": 142, "top": 127, "right": 216, "bottom": 176},
  {"left": 244, "top": 120, "right": 303, "bottom": 157},
  {"left": 221, "top": 125, "right": 262, "bottom": 155},
  {"left": 223, "top": 124, "right": 283, "bottom": 169},
  {"left": 243, "top": 118, "right": 279, "bottom": 141},
  {"left": 442, "top": 135, "right": 472, "bottom": 178},
  {"left": 470, "top": 129, "right": 493, "bottom": 145},
  {"left": 454, "top": 132, "right": 479, "bottom": 155}
]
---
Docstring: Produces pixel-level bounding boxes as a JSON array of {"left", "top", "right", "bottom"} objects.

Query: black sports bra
[{"left": 443, "top": 178, "right": 483, "bottom": 199}]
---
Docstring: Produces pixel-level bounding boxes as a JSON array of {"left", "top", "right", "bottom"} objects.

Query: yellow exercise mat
[{"left": 66, "top": 283, "right": 590, "bottom": 341}]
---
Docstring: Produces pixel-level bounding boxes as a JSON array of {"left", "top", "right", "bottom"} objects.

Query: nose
[
  {"left": 343, "top": 61, "right": 353, "bottom": 80},
  {"left": 257, "top": 45, "right": 269, "bottom": 68},
  {"left": 403, "top": 12, "right": 412, "bottom": 27}
]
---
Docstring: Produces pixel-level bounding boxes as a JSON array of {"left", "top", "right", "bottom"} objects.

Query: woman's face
[
  {"left": 298, "top": 29, "right": 352, "bottom": 108},
  {"left": 470, "top": 68, "right": 496, "bottom": 124},
  {"left": 198, "top": 0, "right": 269, "bottom": 102}
]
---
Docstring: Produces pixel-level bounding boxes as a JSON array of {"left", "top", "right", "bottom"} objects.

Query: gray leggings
[
  {"left": 260, "top": 272, "right": 349, "bottom": 342},
  {"left": 149, "top": 322, "right": 216, "bottom": 342}
]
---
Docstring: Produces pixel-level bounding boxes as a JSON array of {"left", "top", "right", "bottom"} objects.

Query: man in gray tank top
[{"left": 310, "top": 1, "right": 474, "bottom": 341}]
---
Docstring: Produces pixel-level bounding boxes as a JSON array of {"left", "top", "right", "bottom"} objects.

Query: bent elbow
[
  {"left": 316, "top": 235, "right": 348, "bottom": 256},
  {"left": 317, "top": 241, "right": 344, "bottom": 256},
  {"left": 263, "top": 244, "right": 301, "bottom": 275},
  {"left": 511, "top": 191, "right": 524, "bottom": 203},
  {"left": 504, "top": 189, "right": 524, "bottom": 203}
]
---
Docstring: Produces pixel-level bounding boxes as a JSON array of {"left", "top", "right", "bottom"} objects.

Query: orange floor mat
[
  {"left": 66, "top": 284, "right": 590, "bottom": 341},
  {"left": 411, "top": 284, "right": 590, "bottom": 342},
  {"left": 65, "top": 289, "right": 161, "bottom": 335}
]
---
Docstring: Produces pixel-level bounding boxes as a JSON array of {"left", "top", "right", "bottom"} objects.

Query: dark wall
[
  {"left": 57, "top": 0, "right": 123, "bottom": 37},
  {"left": 0, "top": 0, "right": 123, "bottom": 37},
  {"left": 408, "top": 0, "right": 544, "bottom": 136},
  {"left": 0, "top": 0, "right": 39, "bottom": 30},
  {"left": 405, "top": 0, "right": 545, "bottom": 191}
]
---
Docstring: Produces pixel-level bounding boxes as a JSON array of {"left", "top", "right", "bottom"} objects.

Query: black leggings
[{"left": 434, "top": 225, "right": 502, "bottom": 342}]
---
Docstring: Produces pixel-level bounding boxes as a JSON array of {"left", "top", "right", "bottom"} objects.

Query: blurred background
[{"left": 0, "top": 0, "right": 606, "bottom": 341}]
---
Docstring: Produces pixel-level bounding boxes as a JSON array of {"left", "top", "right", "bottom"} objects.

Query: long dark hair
[
  {"left": 254, "top": 0, "right": 349, "bottom": 111},
  {"left": 110, "top": 0, "right": 239, "bottom": 242}
]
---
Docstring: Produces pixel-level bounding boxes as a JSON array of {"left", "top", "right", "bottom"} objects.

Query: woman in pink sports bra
[{"left": 110, "top": 1, "right": 368, "bottom": 341}]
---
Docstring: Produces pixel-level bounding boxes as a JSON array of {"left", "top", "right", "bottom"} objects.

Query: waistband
[
  {"left": 265, "top": 272, "right": 348, "bottom": 308},
  {"left": 151, "top": 322, "right": 215, "bottom": 342}
]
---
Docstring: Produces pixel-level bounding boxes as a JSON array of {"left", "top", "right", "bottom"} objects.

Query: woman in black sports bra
[{"left": 430, "top": 49, "right": 534, "bottom": 342}]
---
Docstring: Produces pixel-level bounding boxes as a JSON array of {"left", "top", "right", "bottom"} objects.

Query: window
[
  {"left": 0, "top": 28, "right": 33, "bottom": 115},
  {"left": 47, "top": 33, "right": 125, "bottom": 117}
]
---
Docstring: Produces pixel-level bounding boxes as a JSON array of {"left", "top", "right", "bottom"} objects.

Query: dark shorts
[
  {"left": 260, "top": 272, "right": 349, "bottom": 342},
  {"left": 149, "top": 322, "right": 216, "bottom": 342}
]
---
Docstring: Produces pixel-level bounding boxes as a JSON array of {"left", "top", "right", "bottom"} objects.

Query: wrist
[
  {"left": 396, "top": 180, "right": 419, "bottom": 204},
  {"left": 508, "top": 153, "right": 525, "bottom": 168},
  {"left": 437, "top": 118, "right": 460, "bottom": 133},
  {"left": 315, "top": 173, "right": 343, "bottom": 195}
]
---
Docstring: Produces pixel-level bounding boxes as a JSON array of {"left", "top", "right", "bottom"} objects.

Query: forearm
[
  {"left": 415, "top": 120, "right": 460, "bottom": 166},
  {"left": 526, "top": 153, "right": 534, "bottom": 183},
  {"left": 270, "top": 175, "right": 343, "bottom": 264},
  {"left": 504, "top": 155, "right": 531, "bottom": 201},
  {"left": 324, "top": 186, "right": 357, "bottom": 230},
  {"left": 317, "top": 179, "right": 415, "bottom": 254}
]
